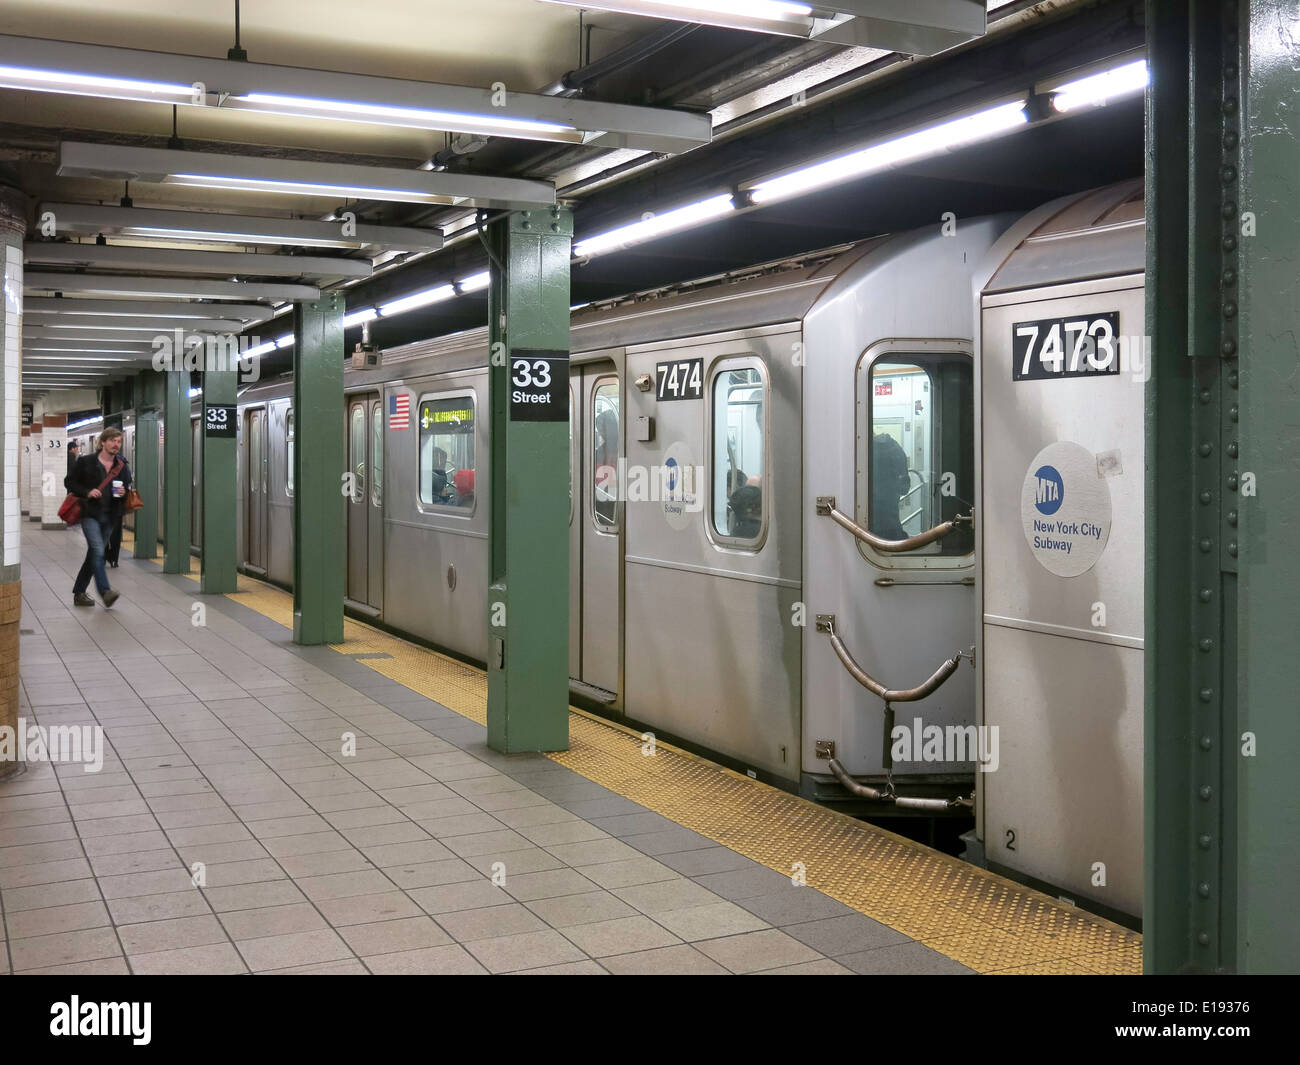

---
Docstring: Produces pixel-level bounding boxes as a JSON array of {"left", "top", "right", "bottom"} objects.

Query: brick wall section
[{"left": 0, "top": 580, "right": 20, "bottom": 779}]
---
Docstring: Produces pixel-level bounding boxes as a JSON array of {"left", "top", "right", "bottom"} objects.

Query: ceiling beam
[
  {"left": 39, "top": 203, "right": 443, "bottom": 253},
  {"left": 58, "top": 142, "right": 556, "bottom": 211},
  {"left": 25, "top": 317, "right": 248, "bottom": 334},
  {"left": 23, "top": 241, "right": 373, "bottom": 279},
  {"left": 25, "top": 297, "right": 273, "bottom": 322},
  {"left": 25, "top": 270, "right": 320, "bottom": 301},
  {"left": 0, "top": 34, "right": 711, "bottom": 153}
]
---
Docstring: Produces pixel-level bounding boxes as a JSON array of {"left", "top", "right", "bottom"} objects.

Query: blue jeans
[{"left": 73, "top": 512, "right": 115, "bottom": 596}]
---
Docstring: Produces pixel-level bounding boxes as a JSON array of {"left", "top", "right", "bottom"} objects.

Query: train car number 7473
[{"left": 1011, "top": 312, "right": 1121, "bottom": 381}]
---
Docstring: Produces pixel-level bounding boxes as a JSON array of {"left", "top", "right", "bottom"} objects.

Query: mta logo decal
[
  {"left": 664, "top": 457, "right": 679, "bottom": 493},
  {"left": 1033, "top": 465, "right": 1064, "bottom": 515}
]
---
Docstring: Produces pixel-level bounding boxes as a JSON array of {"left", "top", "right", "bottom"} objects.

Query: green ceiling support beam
[
  {"left": 201, "top": 369, "right": 237, "bottom": 594},
  {"left": 162, "top": 371, "right": 191, "bottom": 573},
  {"left": 486, "top": 206, "right": 572, "bottom": 754},
  {"left": 1234, "top": 0, "right": 1300, "bottom": 974},
  {"left": 292, "top": 294, "right": 345, "bottom": 645},
  {"left": 132, "top": 372, "right": 161, "bottom": 560},
  {"left": 1146, "top": 0, "right": 1299, "bottom": 974}
]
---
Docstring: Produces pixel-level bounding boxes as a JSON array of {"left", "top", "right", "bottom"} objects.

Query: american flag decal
[{"left": 389, "top": 393, "right": 410, "bottom": 430}]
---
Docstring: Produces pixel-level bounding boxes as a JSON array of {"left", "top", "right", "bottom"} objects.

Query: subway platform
[{"left": 1, "top": 527, "right": 1141, "bottom": 976}]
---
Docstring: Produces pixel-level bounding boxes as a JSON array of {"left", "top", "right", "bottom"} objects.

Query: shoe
[
  {"left": 73, "top": 593, "right": 94, "bottom": 607},
  {"left": 102, "top": 589, "right": 120, "bottom": 608},
  {"left": 108, "top": 561, "right": 119, "bottom": 569}
]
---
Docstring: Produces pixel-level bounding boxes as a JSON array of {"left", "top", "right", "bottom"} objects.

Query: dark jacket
[{"left": 66, "top": 452, "right": 132, "bottom": 521}]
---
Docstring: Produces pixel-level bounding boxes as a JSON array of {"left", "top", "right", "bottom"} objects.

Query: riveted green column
[
  {"left": 201, "top": 368, "right": 237, "bottom": 594},
  {"left": 162, "top": 371, "right": 191, "bottom": 573},
  {"left": 486, "top": 207, "right": 572, "bottom": 754},
  {"left": 133, "top": 372, "right": 162, "bottom": 560},
  {"left": 292, "top": 293, "right": 345, "bottom": 645},
  {"left": 1233, "top": 0, "right": 1300, "bottom": 974},
  {"left": 1146, "top": 0, "right": 1300, "bottom": 974}
]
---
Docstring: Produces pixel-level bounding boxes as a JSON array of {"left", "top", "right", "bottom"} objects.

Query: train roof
[
  {"left": 379, "top": 235, "right": 895, "bottom": 365},
  {"left": 982, "top": 179, "right": 1145, "bottom": 295}
]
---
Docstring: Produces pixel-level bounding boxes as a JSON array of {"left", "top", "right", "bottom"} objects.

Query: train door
[
  {"left": 244, "top": 408, "right": 268, "bottom": 573},
  {"left": 122, "top": 426, "right": 135, "bottom": 533},
  {"left": 577, "top": 362, "right": 621, "bottom": 697},
  {"left": 191, "top": 416, "right": 202, "bottom": 552},
  {"left": 346, "top": 393, "right": 383, "bottom": 610},
  {"left": 156, "top": 422, "right": 165, "bottom": 545},
  {"left": 568, "top": 385, "right": 580, "bottom": 678}
]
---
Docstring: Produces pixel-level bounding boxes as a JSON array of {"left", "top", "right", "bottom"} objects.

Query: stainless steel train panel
[
  {"left": 579, "top": 360, "right": 622, "bottom": 696},
  {"left": 974, "top": 182, "right": 1145, "bottom": 917},
  {"left": 346, "top": 394, "right": 372, "bottom": 605},
  {"left": 622, "top": 326, "right": 803, "bottom": 780},
  {"left": 190, "top": 415, "right": 202, "bottom": 552},
  {"left": 568, "top": 377, "right": 581, "bottom": 680},
  {"left": 801, "top": 220, "right": 1012, "bottom": 782},
  {"left": 380, "top": 370, "right": 489, "bottom": 661},
  {"left": 243, "top": 406, "right": 268, "bottom": 573},
  {"left": 266, "top": 399, "right": 294, "bottom": 586}
]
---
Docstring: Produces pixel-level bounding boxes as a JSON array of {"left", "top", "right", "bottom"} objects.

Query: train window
[
  {"left": 372, "top": 404, "right": 383, "bottom": 507},
  {"left": 418, "top": 394, "right": 475, "bottom": 510},
  {"left": 350, "top": 405, "right": 365, "bottom": 502},
  {"left": 859, "top": 349, "right": 973, "bottom": 561},
  {"left": 592, "top": 379, "right": 619, "bottom": 531},
  {"left": 710, "top": 360, "right": 766, "bottom": 548},
  {"left": 285, "top": 409, "right": 294, "bottom": 497}
]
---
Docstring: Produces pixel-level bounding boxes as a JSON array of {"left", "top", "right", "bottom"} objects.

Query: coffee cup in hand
[{"left": 112, "top": 480, "right": 124, "bottom": 497}]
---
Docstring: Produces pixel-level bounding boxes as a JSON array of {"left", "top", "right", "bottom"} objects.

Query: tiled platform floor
[{"left": 1, "top": 527, "right": 972, "bottom": 975}]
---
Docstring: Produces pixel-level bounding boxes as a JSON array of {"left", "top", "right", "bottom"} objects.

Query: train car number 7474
[{"left": 655, "top": 358, "right": 703, "bottom": 401}]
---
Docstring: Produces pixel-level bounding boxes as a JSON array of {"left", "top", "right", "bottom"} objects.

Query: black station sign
[
  {"left": 204, "top": 404, "right": 237, "bottom": 438},
  {"left": 655, "top": 357, "right": 703, "bottom": 401},
  {"left": 1011, "top": 312, "right": 1122, "bottom": 381},
  {"left": 509, "top": 348, "right": 568, "bottom": 422}
]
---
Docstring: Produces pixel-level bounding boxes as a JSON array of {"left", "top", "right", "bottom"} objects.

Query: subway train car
[
  {"left": 972, "top": 180, "right": 1145, "bottom": 921},
  {"left": 230, "top": 215, "right": 1015, "bottom": 809}
]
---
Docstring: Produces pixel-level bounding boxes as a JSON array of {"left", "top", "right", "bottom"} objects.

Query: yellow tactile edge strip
[{"left": 186, "top": 570, "right": 1141, "bottom": 974}]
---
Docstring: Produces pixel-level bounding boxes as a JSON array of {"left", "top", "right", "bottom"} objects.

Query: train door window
[
  {"left": 418, "top": 394, "right": 475, "bottom": 510},
  {"left": 350, "top": 405, "right": 365, "bottom": 502},
  {"left": 857, "top": 345, "right": 973, "bottom": 565},
  {"left": 592, "top": 379, "right": 619, "bottom": 532},
  {"left": 285, "top": 409, "right": 294, "bottom": 497},
  {"left": 710, "top": 360, "right": 767, "bottom": 548},
  {"left": 372, "top": 403, "right": 383, "bottom": 507}
]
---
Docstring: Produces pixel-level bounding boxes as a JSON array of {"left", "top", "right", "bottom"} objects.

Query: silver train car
[
  {"left": 229, "top": 216, "right": 1015, "bottom": 809},
  {"left": 973, "top": 180, "right": 1145, "bottom": 920}
]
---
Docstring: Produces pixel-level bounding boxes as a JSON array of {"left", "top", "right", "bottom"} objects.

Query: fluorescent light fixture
[
  {"left": 58, "top": 143, "right": 555, "bottom": 211},
  {"left": 27, "top": 319, "right": 246, "bottom": 333},
  {"left": 243, "top": 340, "right": 276, "bottom": 358},
  {"left": 456, "top": 271, "right": 491, "bottom": 294},
  {"left": 40, "top": 203, "right": 443, "bottom": 253},
  {"left": 25, "top": 355, "right": 137, "bottom": 362},
  {"left": 0, "top": 63, "right": 193, "bottom": 104},
  {"left": 0, "top": 35, "right": 710, "bottom": 153},
  {"left": 24, "top": 297, "right": 272, "bottom": 322},
  {"left": 1050, "top": 59, "right": 1148, "bottom": 113},
  {"left": 233, "top": 92, "right": 575, "bottom": 140},
  {"left": 25, "top": 268, "right": 319, "bottom": 302},
  {"left": 23, "top": 242, "right": 373, "bottom": 279},
  {"left": 274, "top": 335, "right": 294, "bottom": 348},
  {"left": 67, "top": 415, "right": 104, "bottom": 430},
  {"left": 536, "top": 1, "right": 986, "bottom": 55},
  {"left": 573, "top": 194, "right": 736, "bottom": 258},
  {"left": 343, "top": 307, "right": 378, "bottom": 328},
  {"left": 747, "top": 100, "right": 1027, "bottom": 204},
  {"left": 379, "top": 284, "right": 456, "bottom": 317},
  {"left": 188, "top": 387, "right": 202, "bottom": 398},
  {"left": 26, "top": 345, "right": 153, "bottom": 354}
]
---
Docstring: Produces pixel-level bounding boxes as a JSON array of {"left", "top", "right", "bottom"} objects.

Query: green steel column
[
  {"left": 1234, "top": 0, "right": 1300, "bottom": 974},
  {"left": 486, "top": 207, "right": 572, "bottom": 754},
  {"left": 1145, "top": 0, "right": 1299, "bottom": 974},
  {"left": 162, "top": 371, "right": 191, "bottom": 573},
  {"left": 201, "top": 368, "right": 237, "bottom": 594},
  {"left": 133, "top": 372, "right": 162, "bottom": 560},
  {"left": 292, "top": 294, "right": 345, "bottom": 645}
]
